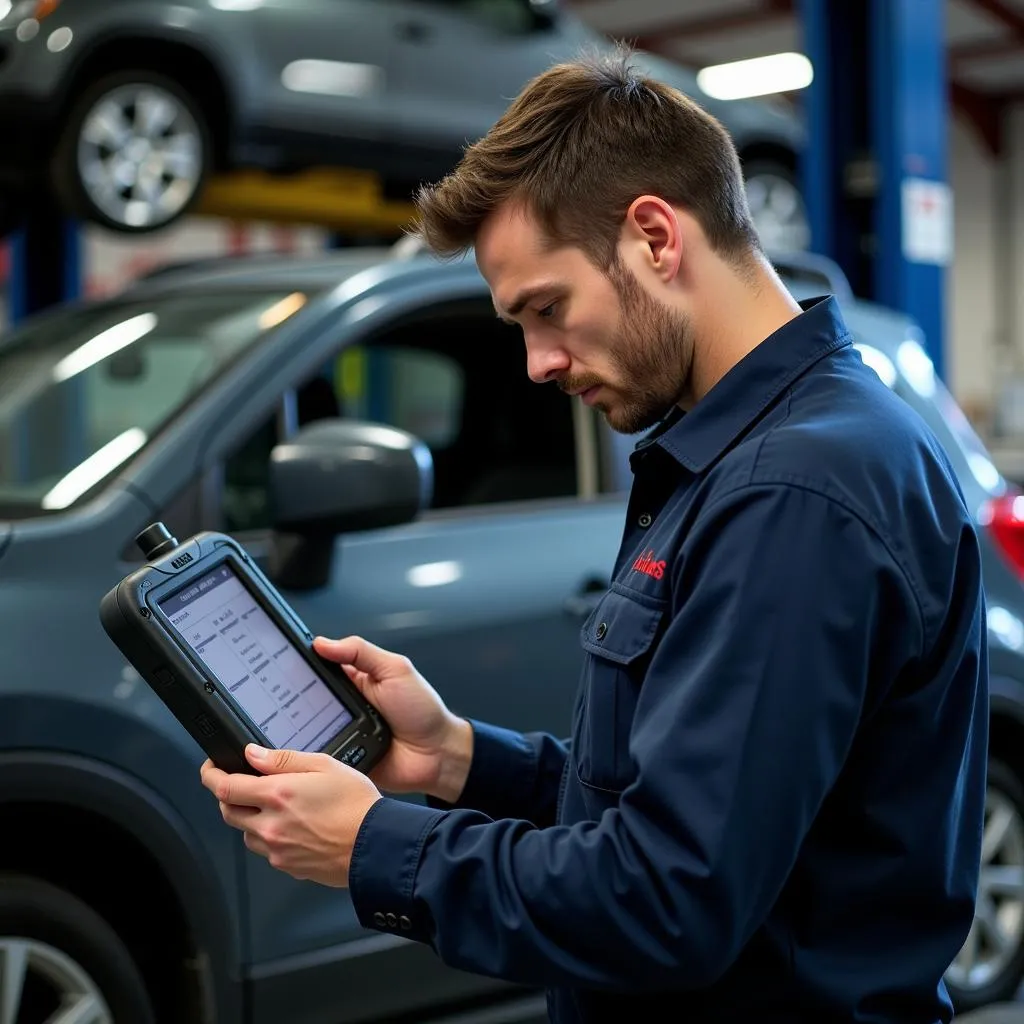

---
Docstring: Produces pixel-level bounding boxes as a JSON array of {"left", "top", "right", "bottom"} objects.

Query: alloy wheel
[
  {"left": 946, "top": 785, "right": 1024, "bottom": 993},
  {"left": 76, "top": 82, "right": 203, "bottom": 231},
  {"left": 745, "top": 170, "right": 811, "bottom": 253},
  {"left": 0, "top": 935, "right": 113, "bottom": 1024}
]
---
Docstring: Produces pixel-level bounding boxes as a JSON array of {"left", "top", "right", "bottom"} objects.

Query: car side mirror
[
  {"left": 266, "top": 419, "right": 433, "bottom": 590},
  {"left": 526, "top": 0, "right": 557, "bottom": 29}
]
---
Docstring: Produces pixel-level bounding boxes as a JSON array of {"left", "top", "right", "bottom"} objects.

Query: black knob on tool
[{"left": 136, "top": 522, "right": 179, "bottom": 559}]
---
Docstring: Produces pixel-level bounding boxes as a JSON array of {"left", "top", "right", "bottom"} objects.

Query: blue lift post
[
  {"left": 8, "top": 204, "right": 82, "bottom": 325},
  {"left": 5, "top": 203, "right": 84, "bottom": 484},
  {"left": 798, "top": 0, "right": 950, "bottom": 381}
]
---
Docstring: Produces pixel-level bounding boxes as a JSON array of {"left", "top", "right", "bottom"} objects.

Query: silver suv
[
  {"left": 0, "top": 0, "right": 809, "bottom": 248},
  {"left": 0, "top": 246, "right": 1022, "bottom": 1021}
]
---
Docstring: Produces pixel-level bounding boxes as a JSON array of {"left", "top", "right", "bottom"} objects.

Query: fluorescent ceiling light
[{"left": 697, "top": 52, "right": 813, "bottom": 101}]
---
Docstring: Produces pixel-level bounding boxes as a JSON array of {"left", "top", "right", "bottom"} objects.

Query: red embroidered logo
[{"left": 632, "top": 549, "right": 666, "bottom": 580}]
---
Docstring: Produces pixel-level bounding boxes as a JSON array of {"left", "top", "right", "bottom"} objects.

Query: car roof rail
[
  {"left": 132, "top": 245, "right": 401, "bottom": 287},
  {"left": 767, "top": 250, "right": 854, "bottom": 302},
  {"left": 386, "top": 238, "right": 856, "bottom": 300}
]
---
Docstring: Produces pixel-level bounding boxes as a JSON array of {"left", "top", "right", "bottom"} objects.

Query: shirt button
[
  {"left": 595, "top": 622, "right": 608, "bottom": 640},
  {"left": 373, "top": 912, "right": 386, "bottom": 927},
  {"left": 638, "top": 513, "right": 652, "bottom": 528},
  {"left": 399, "top": 915, "right": 412, "bottom": 930},
  {"left": 386, "top": 912, "right": 397, "bottom": 928}
]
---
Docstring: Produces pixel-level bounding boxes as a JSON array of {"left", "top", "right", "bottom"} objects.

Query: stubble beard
[
  {"left": 592, "top": 260, "right": 695, "bottom": 435},
  {"left": 554, "top": 260, "right": 694, "bottom": 434}
]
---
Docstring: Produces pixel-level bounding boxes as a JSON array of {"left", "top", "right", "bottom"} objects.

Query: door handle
[
  {"left": 564, "top": 578, "right": 608, "bottom": 618},
  {"left": 395, "top": 20, "right": 433, "bottom": 42}
]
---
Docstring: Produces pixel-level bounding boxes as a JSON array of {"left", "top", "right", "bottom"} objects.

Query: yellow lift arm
[{"left": 194, "top": 166, "right": 418, "bottom": 235}]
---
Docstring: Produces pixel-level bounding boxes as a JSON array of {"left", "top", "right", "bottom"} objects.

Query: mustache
[{"left": 556, "top": 374, "right": 604, "bottom": 396}]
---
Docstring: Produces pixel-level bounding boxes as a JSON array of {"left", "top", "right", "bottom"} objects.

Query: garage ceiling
[{"left": 567, "top": 0, "right": 1024, "bottom": 156}]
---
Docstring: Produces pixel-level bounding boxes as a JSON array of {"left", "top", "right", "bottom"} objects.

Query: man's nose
[{"left": 525, "top": 339, "right": 570, "bottom": 384}]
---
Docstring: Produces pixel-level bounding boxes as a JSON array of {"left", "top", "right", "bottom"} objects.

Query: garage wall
[
  {"left": 82, "top": 220, "right": 331, "bottom": 298},
  {"left": 948, "top": 110, "right": 999, "bottom": 422},
  {"left": 1012, "top": 104, "right": 1024, "bottom": 420},
  {"left": 949, "top": 101, "right": 1024, "bottom": 440},
  {"left": 0, "top": 219, "right": 331, "bottom": 328}
]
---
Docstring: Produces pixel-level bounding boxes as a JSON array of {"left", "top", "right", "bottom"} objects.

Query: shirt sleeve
[
  {"left": 425, "top": 719, "right": 568, "bottom": 829},
  {"left": 348, "top": 483, "right": 924, "bottom": 991}
]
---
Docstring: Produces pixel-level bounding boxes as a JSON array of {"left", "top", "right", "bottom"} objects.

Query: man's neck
[{"left": 684, "top": 257, "right": 803, "bottom": 408}]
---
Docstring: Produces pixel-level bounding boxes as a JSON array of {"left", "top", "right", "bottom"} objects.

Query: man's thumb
[
  {"left": 246, "top": 744, "right": 320, "bottom": 774},
  {"left": 314, "top": 635, "right": 393, "bottom": 677}
]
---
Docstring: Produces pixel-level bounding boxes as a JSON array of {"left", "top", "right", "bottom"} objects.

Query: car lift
[
  {"left": 799, "top": 0, "right": 949, "bottom": 379},
  {"left": 5, "top": 165, "right": 417, "bottom": 324}
]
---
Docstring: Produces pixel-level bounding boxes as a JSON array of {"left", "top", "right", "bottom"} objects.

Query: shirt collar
[{"left": 633, "top": 295, "right": 852, "bottom": 475}]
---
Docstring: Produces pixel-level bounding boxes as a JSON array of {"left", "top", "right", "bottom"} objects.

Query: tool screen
[{"left": 159, "top": 562, "right": 353, "bottom": 751}]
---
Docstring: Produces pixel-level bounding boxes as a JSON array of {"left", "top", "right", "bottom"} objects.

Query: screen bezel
[{"left": 146, "top": 549, "right": 360, "bottom": 755}]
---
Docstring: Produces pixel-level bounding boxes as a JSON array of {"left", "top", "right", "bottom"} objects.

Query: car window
[
  {"left": 336, "top": 345, "right": 464, "bottom": 450},
  {"left": 220, "top": 299, "right": 580, "bottom": 533},
  {"left": 0, "top": 290, "right": 311, "bottom": 518}
]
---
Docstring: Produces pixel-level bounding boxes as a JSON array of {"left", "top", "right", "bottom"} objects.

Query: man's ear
[{"left": 623, "top": 196, "right": 683, "bottom": 284}]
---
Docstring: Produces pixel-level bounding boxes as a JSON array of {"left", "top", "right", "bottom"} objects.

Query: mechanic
[{"left": 201, "top": 50, "right": 989, "bottom": 1023}]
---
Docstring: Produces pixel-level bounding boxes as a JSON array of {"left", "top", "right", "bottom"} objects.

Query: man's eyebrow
[{"left": 494, "top": 283, "right": 564, "bottom": 322}]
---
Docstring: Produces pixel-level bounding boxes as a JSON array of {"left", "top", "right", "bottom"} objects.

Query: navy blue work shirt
[{"left": 348, "top": 296, "right": 989, "bottom": 1023}]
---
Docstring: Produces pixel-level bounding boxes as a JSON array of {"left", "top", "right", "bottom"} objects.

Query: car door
[
  {"left": 386, "top": 0, "right": 593, "bottom": 170},
  {"left": 246, "top": 0, "right": 397, "bottom": 153},
  {"left": 210, "top": 287, "right": 628, "bottom": 970}
]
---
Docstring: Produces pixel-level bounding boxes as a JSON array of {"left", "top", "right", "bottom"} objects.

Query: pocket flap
[{"left": 580, "top": 588, "right": 665, "bottom": 665}]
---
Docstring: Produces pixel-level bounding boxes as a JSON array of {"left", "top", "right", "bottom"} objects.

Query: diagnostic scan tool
[{"left": 100, "top": 522, "right": 391, "bottom": 775}]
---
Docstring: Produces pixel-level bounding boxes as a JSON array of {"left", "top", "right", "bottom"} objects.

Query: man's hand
[
  {"left": 313, "top": 635, "right": 474, "bottom": 804},
  {"left": 200, "top": 744, "right": 381, "bottom": 887}
]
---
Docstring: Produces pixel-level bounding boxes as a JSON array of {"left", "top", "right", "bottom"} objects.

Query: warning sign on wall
[{"left": 901, "top": 177, "right": 953, "bottom": 266}]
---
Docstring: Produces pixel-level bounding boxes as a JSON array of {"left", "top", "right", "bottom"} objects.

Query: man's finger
[
  {"left": 200, "top": 761, "right": 228, "bottom": 797},
  {"left": 204, "top": 766, "right": 268, "bottom": 807},
  {"left": 313, "top": 635, "right": 396, "bottom": 678},
  {"left": 338, "top": 663, "right": 372, "bottom": 694},
  {"left": 220, "top": 801, "right": 261, "bottom": 831},
  {"left": 244, "top": 830, "right": 270, "bottom": 859}
]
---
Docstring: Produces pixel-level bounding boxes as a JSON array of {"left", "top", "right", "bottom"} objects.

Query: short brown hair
[{"left": 413, "top": 47, "right": 761, "bottom": 270}]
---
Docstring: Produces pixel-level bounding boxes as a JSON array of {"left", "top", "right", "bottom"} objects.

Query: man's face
[{"left": 477, "top": 203, "right": 694, "bottom": 435}]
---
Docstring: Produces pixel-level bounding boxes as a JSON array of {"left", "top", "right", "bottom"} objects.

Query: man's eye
[{"left": 538, "top": 303, "right": 557, "bottom": 319}]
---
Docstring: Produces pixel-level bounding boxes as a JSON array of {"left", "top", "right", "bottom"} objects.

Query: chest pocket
[{"left": 574, "top": 588, "right": 666, "bottom": 795}]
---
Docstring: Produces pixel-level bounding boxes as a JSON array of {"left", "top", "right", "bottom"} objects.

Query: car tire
[
  {"left": 945, "top": 758, "right": 1024, "bottom": 1012},
  {"left": 742, "top": 158, "right": 811, "bottom": 254},
  {"left": 51, "top": 70, "right": 212, "bottom": 234},
  {"left": 0, "top": 872, "right": 157, "bottom": 1023}
]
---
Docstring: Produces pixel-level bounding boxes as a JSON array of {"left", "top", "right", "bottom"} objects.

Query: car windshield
[{"left": 0, "top": 289, "right": 311, "bottom": 518}]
